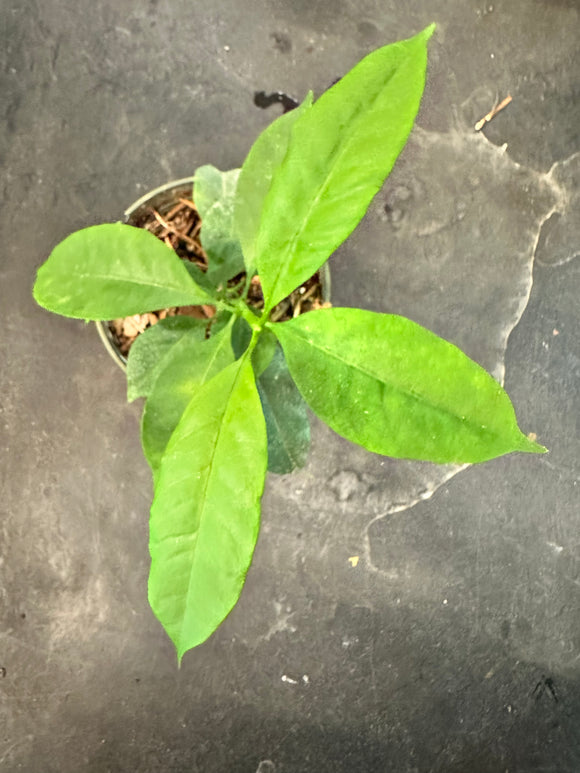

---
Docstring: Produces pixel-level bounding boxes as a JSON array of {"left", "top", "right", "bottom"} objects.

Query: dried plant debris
[
  {"left": 109, "top": 195, "right": 326, "bottom": 356},
  {"left": 474, "top": 94, "right": 512, "bottom": 131}
]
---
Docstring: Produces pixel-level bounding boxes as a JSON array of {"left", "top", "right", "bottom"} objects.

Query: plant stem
[
  {"left": 258, "top": 306, "right": 272, "bottom": 327},
  {"left": 241, "top": 269, "right": 255, "bottom": 301},
  {"left": 234, "top": 300, "right": 262, "bottom": 332},
  {"left": 215, "top": 299, "right": 239, "bottom": 314}
]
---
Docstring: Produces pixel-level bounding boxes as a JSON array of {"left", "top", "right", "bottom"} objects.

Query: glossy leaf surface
[
  {"left": 141, "top": 322, "right": 234, "bottom": 476},
  {"left": 126, "top": 317, "right": 208, "bottom": 402},
  {"left": 258, "top": 346, "right": 311, "bottom": 474},
  {"left": 193, "top": 165, "right": 245, "bottom": 284},
  {"left": 254, "top": 26, "right": 434, "bottom": 310},
  {"left": 252, "top": 327, "right": 278, "bottom": 378},
  {"left": 148, "top": 356, "right": 267, "bottom": 659},
  {"left": 231, "top": 316, "right": 252, "bottom": 359},
  {"left": 231, "top": 318, "right": 277, "bottom": 377},
  {"left": 234, "top": 92, "right": 313, "bottom": 271},
  {"left": 33, "top": 223, "right": 212, "bottom": 319},
  {"left": 273, "top": 308, "right": 545, "bottom": 464},
  {"left": 231, "top": 322, "right": 306, "bottom": 472}
]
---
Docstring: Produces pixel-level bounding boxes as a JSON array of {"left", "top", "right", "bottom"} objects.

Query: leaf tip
[
  {"left": 421, "top": 23, "right": 437, "bottom": 42},
  {"left": 176, "top": 640, "right": 197, "bottom": 664},
  {"left": 518, "top": 432, "right": 547, "bottom": 455}
]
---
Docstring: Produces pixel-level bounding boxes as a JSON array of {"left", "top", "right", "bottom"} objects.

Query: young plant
[{"left": 33, "top": 26, "right": 544, "bottom": 661}]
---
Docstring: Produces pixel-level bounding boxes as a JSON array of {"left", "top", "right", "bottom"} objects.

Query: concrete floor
[{"left": 1, "top": 0, "right": 579, "bottom": 770}]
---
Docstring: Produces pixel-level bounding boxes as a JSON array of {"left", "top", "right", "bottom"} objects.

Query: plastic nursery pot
[{"left": 95, "top": 178, "right": 331, "bottom": 370}]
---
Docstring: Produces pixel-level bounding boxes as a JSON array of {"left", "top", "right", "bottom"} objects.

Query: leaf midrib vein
[
  {"left": 72, "top": 271, "right": 206, "bottom": 297},
  {"left": 292, "top": 330, "right": 497, "bottom": 436},
  {"left": 261, "top": 63, "right": 401, "bottom": 310},
  {"left": 178, "top": 356, "right": 248, "bottom": 650}
]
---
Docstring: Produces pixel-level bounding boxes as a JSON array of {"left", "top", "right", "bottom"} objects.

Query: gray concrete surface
[{"left": 1, "top": 0, "right": 579, "bottom": 770}]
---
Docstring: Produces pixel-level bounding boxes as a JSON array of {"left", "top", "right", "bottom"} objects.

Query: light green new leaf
[
  {"left": 258, "top": 346, "right": 311, "bottom": 474},
  {"left": 141, "top": 322, "right": 234, "bottom": 476},
  {"left": 33, "top": 223, "right": 213, "bottom": 319},
  {"left": 148, "top": 356, "right": 267, "bottom": 660},
  {"left": 126, "top": 317, "right": 208, "bottom": 402},
  {"left": 193, "top": 165, "right": 245, "bottom": 284},
  {"left": 234, "top": 92, "right": 313, "bottom": 271},
  {"left": 272, "top": 308, "right": 545, "bottom": 464},
  {"left": 255, "top": 25, "right": 434, "bottom": 311}
]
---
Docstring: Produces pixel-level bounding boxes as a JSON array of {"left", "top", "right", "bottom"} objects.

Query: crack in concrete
[
  {"left": 258, "top": 117, "right": 577, "bottom": 604},
  {"left": 361, "top": 125, "right": 578, "bottom": 576},
  {"left": 536, "top": 151, "right": 580, "bottom": 268}
]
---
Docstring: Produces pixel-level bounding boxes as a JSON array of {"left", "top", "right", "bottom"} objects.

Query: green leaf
[
  {"left": 148, "top": 355, "right": 267, "bottom": 659},
  {"left": 252, "top": 327, "right": 278, "bottom": 378},
  {"left": 254, "top": 25, "right": 435, "bottom": 310},
  {"left": 231, "top": 316, "right": 252, "bottom": 359},
  {"left": 258, "top": 346, "right": 311, "bottom": 474},
  {"left": 272, "top": 308, "right": 545, "bottom": 464},
  {"left": 126, "top": 317, "right": 208, "bottom": 402},
  {"left": 234, "top": 92, "right": 314, "bottom": 271},
  {"left": 231, "top": 318, "right": 277, "bottom": 377},
  {"left": 183, "top": 260, "right": 219, "bottom": 296},
  {"left": 232, "top": 324, "right": 310, "bottom": 472},
  {"left": 33, "top": 223, "right": 213, "bottom": 319},
  {"left": 208, "top": 309, "right": 235, "bottom": 337},
  {"left": 193, "top": 165, "right": 245, "bottom": 285},
  {"left": 141, "top": 321, "right": 234, "bottom": 476}
]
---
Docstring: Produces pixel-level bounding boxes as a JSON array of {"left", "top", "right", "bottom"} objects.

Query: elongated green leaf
[
  {"left": 252, "top": 327, "right": 278, "bottom": 378},
  {"left": 126, "top": 317, "right": 208, "bottom": 402},
  {"left": 193, "top": 165, "right": 245, "bottom": 284},
  {"left": 272, "top": 308, "right": 545, "bottom": 464},
  {"left": 234, "top": 92, "right": 313, "bottom": 270},
  {"left": 254, "top": 26, "right": 434, "bottom": 310},
  {"left": 258, "top": 346, "right": 310, "bottom": 474},
  {"left": 33, "top": 223, "right": 213, "bottom": 319},
  {"left": 231, "top": 316, "right": 252, "bottom": 359},
  {"left": 148, "top": 356, "right": 267, "bottom": 659},
  {"left": 232, "top": 323, "right": 309, "bottom": 472},
  {"left": 141, "top": 322, "right": 234, "bottom": 476}
]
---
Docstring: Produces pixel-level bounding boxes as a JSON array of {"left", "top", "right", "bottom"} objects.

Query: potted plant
[{"left": 33, "top": 25, "right": 544, "bottom": 663}]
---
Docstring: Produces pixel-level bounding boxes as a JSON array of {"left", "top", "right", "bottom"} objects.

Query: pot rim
[{"left": 124, "top": 177, "right": 195, "bottom": 219}]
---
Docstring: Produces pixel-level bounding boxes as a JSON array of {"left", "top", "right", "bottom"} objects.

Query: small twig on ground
[{"left": 474, "top": 94, "right": 512, "bottom": 131}]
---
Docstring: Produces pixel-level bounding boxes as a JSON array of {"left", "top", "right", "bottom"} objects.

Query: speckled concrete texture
[{"left": 1, "top": 1, "right": 579, "bottom": 771}]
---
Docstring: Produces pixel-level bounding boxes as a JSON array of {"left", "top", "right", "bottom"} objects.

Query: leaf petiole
[
  {"left": 234, "top": 300, "right": 263, "bottom": 334},
  {"left": 214, "top": 298, "right": 239, "bottom": 315}
]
